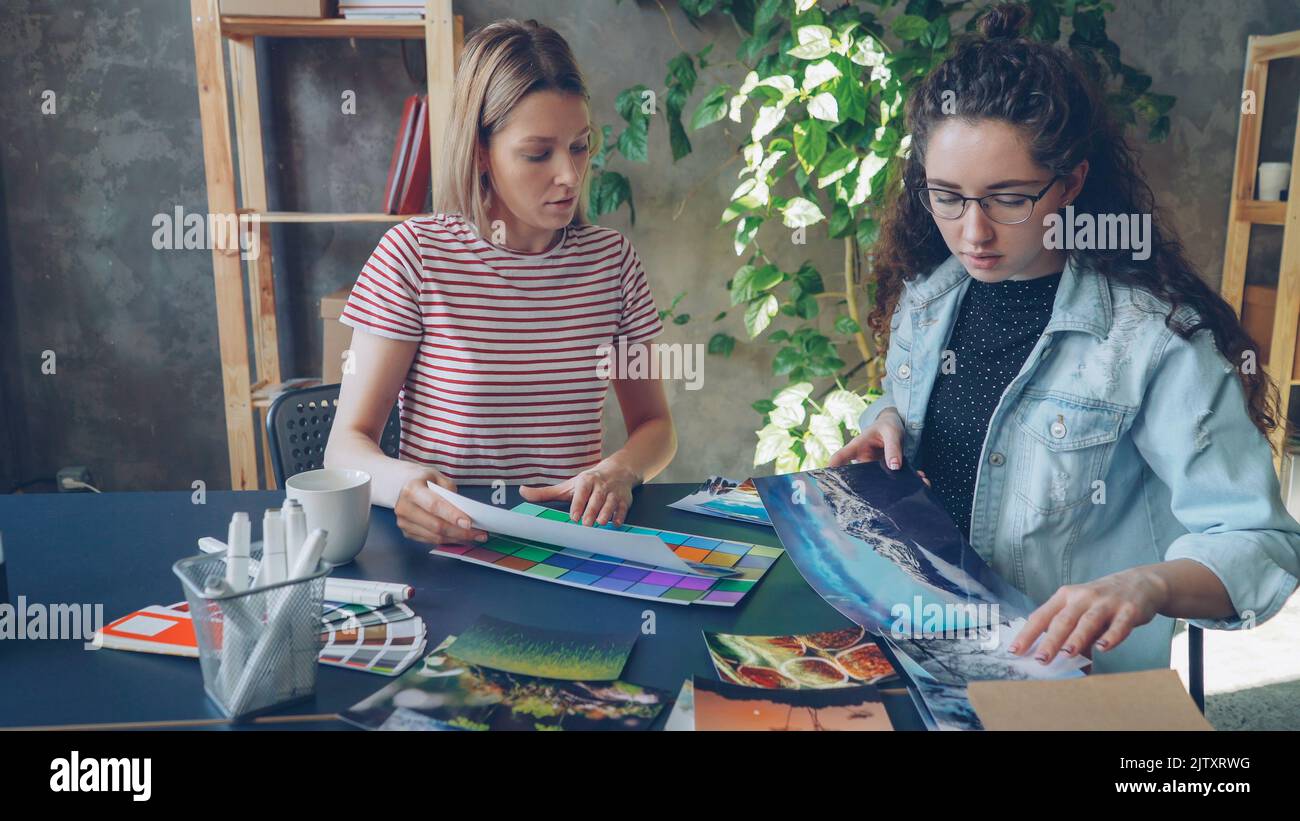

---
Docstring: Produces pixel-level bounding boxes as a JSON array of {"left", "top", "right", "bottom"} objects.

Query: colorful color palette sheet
[
  {"left": 429, "top": 501, "right": 783, "bottom": 606},
  {"left": 113, "top": 601, "right": 427, "bottom": 676},
  {"left": 319, "top": 637, "right": 427, "bottom": 676},
  {"left": 321, "top": 602, "right": 415, "bottom": 630}
]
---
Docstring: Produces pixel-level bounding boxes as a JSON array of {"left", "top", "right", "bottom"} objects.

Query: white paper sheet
[
  {"left": 426, "top": 483, "right": 695, "bottom": 574},
  {"left": 663, "top": 680, "right": 695, "bottom": 731}
]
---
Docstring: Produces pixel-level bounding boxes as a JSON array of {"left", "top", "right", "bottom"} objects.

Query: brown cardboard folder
[{"left": 967, "top": 669, "right": 1214, "bottom": 731}]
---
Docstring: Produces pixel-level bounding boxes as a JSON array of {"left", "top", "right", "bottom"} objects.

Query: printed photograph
[
  {"left": 705, "top": 626, "right": 899, "bottom": 689},
  {"left": 886, "top": 619, "right": 1089, "bottom": 686},
  {"left": 692, "top": 677, "right": 893, "bottom": 731},
  {"left": 884, "top": 636, "right": 984, "bottom": 732},
  {"left": 669, "top": 475, "right": 774, "bottom": 526},
  {"left": 754, "top": 463, "right": 1036, "bottom": 633},
  {"left": 442, "top": 614, "right": 637, "bottom": 680},
  {"left": 341, "top": 637, "right": 666, "bottom": 732},
  {"left": 914, "top": 679, "right": 985, "bottom": 732},
  {"left": 663, "top": 679, "right": 696, "bottom": 731}
]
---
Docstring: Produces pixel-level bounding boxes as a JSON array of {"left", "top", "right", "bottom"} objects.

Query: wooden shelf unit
[
  {"left": 220, "top": 15, "right": 429, "bottom": 39},
  {"left": 242, "top": 210, "right": 433, "bottom": 223},
  {"left": 1221, "top": 28, "right": 1300, "bottom": 465},
  {"left": 190, "top": 0, "right": 462, "bottom": 489}
]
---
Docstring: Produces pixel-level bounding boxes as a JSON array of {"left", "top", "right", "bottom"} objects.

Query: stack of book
[
  {"left": 340, "top": 0, "right": 425, "bottom": 20},
  {"left": 384, "top": 94, "right": 432, "bottom": 215}
]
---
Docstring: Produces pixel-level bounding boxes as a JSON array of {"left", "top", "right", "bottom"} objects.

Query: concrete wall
[{"left": 2, "top": 0, "right": 1299, "bottom": 492}]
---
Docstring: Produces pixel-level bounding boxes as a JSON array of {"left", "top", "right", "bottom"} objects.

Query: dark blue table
[{"left": 0, "top": 484, "right": 923, "bottom": 730}]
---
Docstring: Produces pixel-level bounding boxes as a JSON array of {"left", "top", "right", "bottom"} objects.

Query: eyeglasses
[{"left": 914, "top": 175, "right": 1062, "bottom": 225}]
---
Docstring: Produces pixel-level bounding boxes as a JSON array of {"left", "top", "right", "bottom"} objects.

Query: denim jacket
[{"left": 859, "top": 253, "right": 1300, "bottom": 674}]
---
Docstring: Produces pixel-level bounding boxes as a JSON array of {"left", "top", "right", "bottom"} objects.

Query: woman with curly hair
[{"left": 832, "top": 3, "right": 1300, "bottom": 674}]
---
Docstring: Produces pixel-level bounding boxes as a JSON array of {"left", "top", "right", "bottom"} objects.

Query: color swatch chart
[{"left": 429, "top": 501, "right": 783, "bottom": 606}]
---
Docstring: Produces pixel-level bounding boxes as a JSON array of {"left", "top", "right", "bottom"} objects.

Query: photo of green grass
[{"left": 446, "top": 614, "right": 637, "bottom": 680}]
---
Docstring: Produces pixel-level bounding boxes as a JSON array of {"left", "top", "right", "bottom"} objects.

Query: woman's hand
[
  {"left": 394, "top": 468, "right": 488, "bottom": 545},
  {"left": 828, "top": 409, "right": 930, "bottom": 486},
  {"left": 1009, "top": 567, "right": 1169, "bottom": 663},
  {"left": 520, "top": 462, "right": 638, "bottom": 526},
  {"left": 830, "top": 408, "right": 906, "bottom": 469}
]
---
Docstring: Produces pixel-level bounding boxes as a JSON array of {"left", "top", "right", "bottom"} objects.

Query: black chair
[
  {"left": 265, "top": 383, "right": 401, "bottom": 485},
  {"left": 1189, "top": 623, "right": 1205, "bottom": 714}
]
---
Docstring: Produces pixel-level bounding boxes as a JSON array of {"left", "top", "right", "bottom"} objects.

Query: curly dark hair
[{"left": 867, "top": 2, "right": 1280, "bottom": 440}]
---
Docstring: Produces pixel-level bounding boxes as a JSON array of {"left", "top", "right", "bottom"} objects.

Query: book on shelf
[
  {"left": 339, "top": 0, "right": 425, "bottom": 19},
  {"left": 384, "top": 95, "right": 420, "bottom": 214},
  {"left": 384, "top": 94, "right": 431, "bottom": 216}
]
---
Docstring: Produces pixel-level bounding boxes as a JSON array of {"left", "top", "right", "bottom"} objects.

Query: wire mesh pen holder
[{"left": 173, "top": 552, "right": 329, "bottom": 719}]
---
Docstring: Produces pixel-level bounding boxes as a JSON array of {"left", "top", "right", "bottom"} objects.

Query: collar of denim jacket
[{"left": 903, "top": 253, "right": 1112, "bottom": 340}]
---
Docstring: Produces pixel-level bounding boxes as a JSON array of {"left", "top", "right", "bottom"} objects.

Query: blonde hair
[{"left": 433, "top": 19, "right": 600, "bottom": 235}]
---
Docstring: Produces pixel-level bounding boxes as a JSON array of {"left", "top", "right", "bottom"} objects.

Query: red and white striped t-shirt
[{"left": 338, "top": 212, "right": 663, "bottom": 484}]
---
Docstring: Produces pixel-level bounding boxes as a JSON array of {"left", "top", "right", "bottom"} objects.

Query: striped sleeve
[
  {"left": 614, "top": 237, "right": 663, "bottom": 344},
  {"left": 339, "top": 221, "right": 425, "bottom": 342}
]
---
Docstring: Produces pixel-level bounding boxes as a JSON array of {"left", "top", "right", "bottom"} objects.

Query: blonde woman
[{"left": 325, "top": 19, "right": 676, "bottom": 546}]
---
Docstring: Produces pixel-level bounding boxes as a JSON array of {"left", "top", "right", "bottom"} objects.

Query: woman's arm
[
  {"left": 603, "top": 372, "right": 678, "bottom": 485},
  {"left": 323, "top": 328, "right": 421, "bottom": 508},
  {"left": 520, "top": 356, "right": 677, "bottom": 526},
  {"left": 323, "top": 328, "right": 485, "bottom": 543},
  {"left": 836, "top": 295, "right": 911, "bottom": 467},
  {"left": 1012, "top": 323, "right": 1300, "bottom": 663},
  {"left": 1008, "top": 558, "right": 1234, "bottom": 662}
]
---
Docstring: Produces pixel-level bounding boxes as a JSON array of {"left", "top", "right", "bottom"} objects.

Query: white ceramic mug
[
  {"left": 1258, "top": 162, "right": 1291, "bottom": 201},
  {"left": 284, "top": 468, "right": 372, "bottom": 565}
]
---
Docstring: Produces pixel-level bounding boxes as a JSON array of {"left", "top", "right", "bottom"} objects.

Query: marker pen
[
  {"left": 282, "top": 499, "right": 306, "bottom": 570},
  {"left": 225, "top": 512, "right": 251, "bottom": 592},
  {"left": 197, "top": 536, "right": 226, "bottom": 554},
  {"left": 261, "top": 509, "right": 286, "bottom": 586},
  {"left": 322, "top": 583, "right": 392, "bottom": 607},
  {"left": 204, "top": 577, "right": 258, "bottom": 701},
  {"left": 202, "top": 578, "right": 259, "bottom": 633},
  {"left": 327, "top": 578, "right": 413, "bottom": 602},
  {"left": 290, "top": 528, "right": 328, "bottom": 580}
]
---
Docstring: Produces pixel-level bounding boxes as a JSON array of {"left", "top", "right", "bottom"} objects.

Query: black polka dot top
[{"left": 917, "top": 271, "right": 1062, "bottom": 538}]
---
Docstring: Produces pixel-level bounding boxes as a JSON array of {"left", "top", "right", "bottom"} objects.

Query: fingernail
[
  {"left": 1095, "top": 639, "right": 1109, "bottom": 649},
  {"left": 1007, "top": 643, "right": 1019, "bottom": 653},
  {"left": 1061, "top": 645, "right": 1074, "bottom": 655},
  {"left": 458, "top": 518, "right": 470, "bottom": 528},
  {"left": 475, "top": 533, "right": 487, "bottom": 542},
  {"left": 1035, "top": 653, "right": 1049, "bottom": 663},
  {"left": 889, "top": 459, "right": 900, "bottom": 469}
]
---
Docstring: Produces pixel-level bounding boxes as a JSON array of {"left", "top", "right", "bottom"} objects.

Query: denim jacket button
[
  {"left": 988, "top": 451, "right": 1006, "bottom": 466},
  {"left": 897, "top": 363, "right": 911, "bottom": 379},
  {"left": 1050, "top": 419, "right": 1067, "bottom": 438}
]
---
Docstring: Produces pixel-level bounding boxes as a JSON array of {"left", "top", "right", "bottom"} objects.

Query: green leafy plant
[{"left": 594, "top": 0, "right": 1175, "bottom": 473}]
